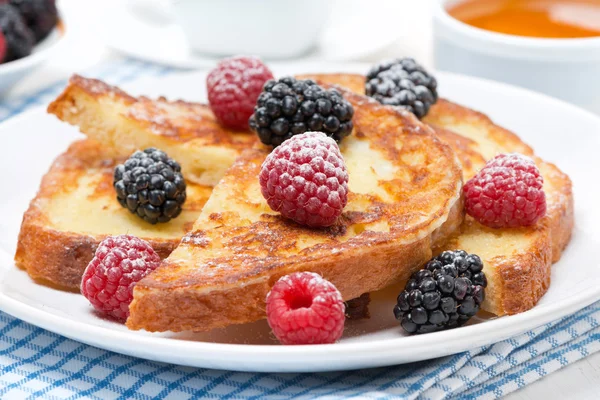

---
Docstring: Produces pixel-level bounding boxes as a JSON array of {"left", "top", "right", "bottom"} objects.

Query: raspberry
[
  {"left": 206, "top": 56, "right": 274, "bottom": 130},
  {"left": 266, "top": 272, "right": 345, "bottom": 345},
  {"left": 464, "top": 153, "right": 546, "bottom": 228},
  {"left": 259, "top": 131, "right": 349, "bottom": 227},
  {"left": 80, "top": 235, "right": 161, "bottom": 321}
]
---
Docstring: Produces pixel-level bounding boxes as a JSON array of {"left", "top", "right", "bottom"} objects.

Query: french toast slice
[
  {"left": 299, "top": 73, "right": 574, "bottom": 316},
  {"left": 126, "top": 87, "right": 465, "bottom": 332},
  {"left": 14, "top": 140, "right": 212, "bottom": 290},
  {"left": 47, "top": 75, "right": 257, "bottom": 187}
]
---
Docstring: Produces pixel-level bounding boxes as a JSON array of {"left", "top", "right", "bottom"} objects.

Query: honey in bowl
[{"left": 447, "top": 0, "right": 600, "bottom": 39}]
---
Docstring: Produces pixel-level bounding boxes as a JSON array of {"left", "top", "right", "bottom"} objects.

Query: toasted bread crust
[
  {"left": 14, "top": 140, "right": 208, "bottom": 290},
  {"left": 15, "top": 221, "right": 177, "bottom": 291},
  {"left": 430, "top": 103, "right": 573, "bottom": 315},
  {"left": 48, "top": 75, "right": 257, "bottom": 186},
  {"left": 127, "top": 88, "right": 465, "bottom": 332},
  {"left": 430, "top": 110, "right": 573, "bottom": 315},
  {"left": 430, "top": 129, "right": 573, "bottom": 315},
  {"left": 47, "top": 75, "right": 243, "bottom": 145},
  {"left": 128, "top": 237, "right": 438, "bottom": 331},
  {"left": 299, "top": 73, "right": 574, "bottom": 316},
  {"left": 29, "top": 73, "right": 574, "bottom": 334}
]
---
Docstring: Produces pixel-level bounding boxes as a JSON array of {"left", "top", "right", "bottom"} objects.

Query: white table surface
[{"left": 4, "top": 0, "right": 599, "bottom": 398}]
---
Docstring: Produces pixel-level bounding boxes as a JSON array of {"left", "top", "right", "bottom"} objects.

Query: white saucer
[
  {"left": 90, "top": 0, "right": 408, "bottom": 68},
  {"left": 0, "top": 25, "right": 66, "bottom": 95},
  {"left": 1, "top": 63, "right": 599, "bottom": 373}
]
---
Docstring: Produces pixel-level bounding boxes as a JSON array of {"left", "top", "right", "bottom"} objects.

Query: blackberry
[
  {"left": 113, "top": 148, "right": 186, "bottom": 224},
  {"left": 393, "top": 250, "right": 487, "bottom": 334},
  {"left": 10, "top": 0, "right": 58, "bottom": 43},
  {"left": 249, "top": 77, "right": 354, "bottom": 147},
  {"left": 0, "top": 4, "right": 33, "bottom": 62},
  {"left": 365, "top": 58, "right": 438, "bottom": 119}
]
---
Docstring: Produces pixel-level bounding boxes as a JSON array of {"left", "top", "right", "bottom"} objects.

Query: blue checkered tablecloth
[{"left": 1, "top": 59, "right": 599, "bottom": 399}]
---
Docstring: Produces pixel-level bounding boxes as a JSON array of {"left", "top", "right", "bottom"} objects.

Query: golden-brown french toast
[
  {"left": 299, "top": 73, "right": 574, "bottom": 316},
  {"left": 14, "top": 140, "right": 212, "bottom": 290},
  {"left": 126, "top": 87, "right": 465, "bottom": 332},
  {"left": 47, "top": 75, "right": 258, "bottom": 186}
]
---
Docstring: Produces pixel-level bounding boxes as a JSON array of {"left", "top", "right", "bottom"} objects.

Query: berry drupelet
[
  {"left": 365, "top": 58, "right": 438, "bottom": 119},
  {"left": 113, "top": 148, "right": 186, "bottom": 224},
  {"left": 394, "top": 250, "right": 487, "bottom": 334},
  {"left": 249, "top": 77, "right": 354, "bottom": 147}
]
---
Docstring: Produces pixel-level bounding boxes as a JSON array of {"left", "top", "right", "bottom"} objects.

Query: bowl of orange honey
[{"left": 434, "top": 0, "right": 600, "bottom": 113}]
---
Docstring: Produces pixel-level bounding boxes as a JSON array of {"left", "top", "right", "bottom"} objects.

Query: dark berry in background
[
  {"left": 366, "top": 58, "right": 438, "bottom": 119},
  {"left": 0, "top": 3, "right": 34, "bottom": 62},
  {"left": 10, "top": 0, "right": 57, "bottom": 42}
]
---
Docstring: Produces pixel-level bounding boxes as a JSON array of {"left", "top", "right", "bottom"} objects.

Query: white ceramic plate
[
  {"left": 0, "top": 24, "right": 66, "bottom": 96},
  {"left": 90, "top": 0, "right": 406, "bottom": 68},
  {"left": 1, "top": 64, "right": 599, "bottom": 373}
]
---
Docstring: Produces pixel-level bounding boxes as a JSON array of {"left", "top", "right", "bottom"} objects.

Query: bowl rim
[
  {"left": 0, "top": 22, "right": 67, "bottom": 76},
  {"left": 434, "top": 0, "right": 600, "bottom": 61}
]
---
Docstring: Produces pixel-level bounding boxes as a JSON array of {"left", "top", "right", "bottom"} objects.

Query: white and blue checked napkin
[{"left": 0, "top": 58, "right": 599, "bottom": 399}]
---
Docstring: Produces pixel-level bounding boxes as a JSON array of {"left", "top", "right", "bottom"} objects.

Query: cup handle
[{"left": 126, "top": 0, "right": 175, "bottom": 25}]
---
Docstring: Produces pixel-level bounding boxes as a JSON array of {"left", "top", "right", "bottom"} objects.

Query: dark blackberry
[
  {"left": 113, "top": 148, "right": 186, "bottom": 224},
  {"left": 393, "top": 250, "right": 486, "bottom": 334},
  {"left": 10, "top": 0, "right": 57, "bottom": 43},
  {"left": 365, "top": 58, "right": 438, "bottom": 119},
  {"left": 0, "top": 4, "right": 33, "bottom": 62},
  {"left": 249, "top": 77, "right": 354, "bottom": 147}
]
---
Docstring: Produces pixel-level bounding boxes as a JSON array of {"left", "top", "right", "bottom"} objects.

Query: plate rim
[{"left": 1, "top": 69, "right": 599, "bottom": 372}]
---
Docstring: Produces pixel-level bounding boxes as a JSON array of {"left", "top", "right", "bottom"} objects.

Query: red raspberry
[
  {"left": 80, "top": 235, "right": 161, "bottom": 321},
  {"left": 206, "top": 56, "right": 274, "bottom": 130},
  {"left": 259, "top": 131, "right": 349, "bottom": 227},
  {"left": 266, "top": 272, "right": 345, "bottom": 345},
  {"left": 0, "top": 31, "right": 6, "bottom": 63},
  {"left": 464, "top": 153, "right": 546, "bottom": 228}
]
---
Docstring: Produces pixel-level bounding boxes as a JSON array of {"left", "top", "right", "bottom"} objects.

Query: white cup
[
  {"left": 433, "top": 0, "right": 600, "bottom": 114},
  {"left": 130, "top": 0, "right": 332, "bottom": 59}
]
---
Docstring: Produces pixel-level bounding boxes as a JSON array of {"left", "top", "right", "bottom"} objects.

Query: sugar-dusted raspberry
[
  {"left": 80, "top": 235, "right": 161, "bottom": 321},
  {"left": 206, "top": 56, "right": 274, "bottom": 130},
  {"left": 259, "top": 131, "right": 349, "bottom": 227},
  {"left": 464, "top": 153, "right": 546, "bottom": 228},
  {"left": 266, "top": 272, "right": 345, "bottom": 345}
]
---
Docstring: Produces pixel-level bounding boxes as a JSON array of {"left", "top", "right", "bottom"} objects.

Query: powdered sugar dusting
[{"left": 181, "top": 233, "right": 210, "bottom": 247}]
